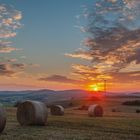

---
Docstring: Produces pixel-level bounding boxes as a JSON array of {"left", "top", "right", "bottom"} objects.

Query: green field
[{"left": 0, "top": 97, "right": 140, "bottom": 140}]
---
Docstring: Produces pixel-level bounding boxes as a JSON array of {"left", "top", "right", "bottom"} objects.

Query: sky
[{"left": 0, "top": 0, "right": 140, "bottom": 92}]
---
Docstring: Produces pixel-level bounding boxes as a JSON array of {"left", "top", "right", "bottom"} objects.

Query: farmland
[{"left": 0, "top": 96, "right": 140, "bottom": 140}]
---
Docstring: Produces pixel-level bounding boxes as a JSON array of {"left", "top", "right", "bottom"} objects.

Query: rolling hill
[{"left": 0, "top": 89, "right": 139, "bottom": 106}]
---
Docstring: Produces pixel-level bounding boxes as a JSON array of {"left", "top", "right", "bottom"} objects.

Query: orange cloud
[
  {"left": 65, "top": 50, "right": 93, "bottom": 60},
  {"left": 0, "top": 41, "right": 20, "bottom": 53}
]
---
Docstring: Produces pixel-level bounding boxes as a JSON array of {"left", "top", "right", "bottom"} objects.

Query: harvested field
[{"left": 1, "top": 97, "right": 140, "bottom": 140}]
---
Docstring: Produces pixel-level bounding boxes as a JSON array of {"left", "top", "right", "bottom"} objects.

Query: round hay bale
[
  {"left": 0, "top": 105, "right": 6, "bottom": 133},
  {"left": 88, "top": 104, "right": 103, "bottom": 117},
  {"left": 17, "top": 100, "right": 48, "bottom": 126},
  {"left": 50, "top": 105, "right": 64, "bottom": 116}
]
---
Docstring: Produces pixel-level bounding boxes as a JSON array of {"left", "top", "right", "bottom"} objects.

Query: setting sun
[{"left": 88, "top": 84, "right": 100, "bottom": 92}]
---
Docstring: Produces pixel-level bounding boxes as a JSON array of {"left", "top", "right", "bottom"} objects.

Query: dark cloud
[
  {"left": 68, "top": 0, "right": 140, "bottom": 83},
  {"left": 84, "top": 27, "right": 140, "bottom": 71},
  {"left": 39, "top": 75, "right": 82, "bottom": 84},
  {"left": 12, "top": 63, "right": 26, "bottom": 69},
  {"left": 0, "top": 63, "right": 26, "bottom": 76},
  {"left": 0, "top": 63, "right": 15, "bottom": 76},
  {"left": 85, "top": 0, "right": 140, "bottom": 72}
]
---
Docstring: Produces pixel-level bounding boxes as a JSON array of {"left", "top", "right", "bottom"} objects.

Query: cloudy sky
[{"left": 0, "top": 0, "right": 140, "bottom": 92}]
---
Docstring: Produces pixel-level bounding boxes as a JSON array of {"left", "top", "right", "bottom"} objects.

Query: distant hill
[
  {"left": 0, "top": 89, "right": 139, "bottom": 106},
  {"left": 0, "top": 89, "right": 91, "bottom": 105}
]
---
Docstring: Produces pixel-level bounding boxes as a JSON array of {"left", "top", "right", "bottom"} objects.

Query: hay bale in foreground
[
  {"left": 88, "top": 104, "right": 103, "bottom": 117},
  {"left": 50, "top": 105, "right": 64, "bottom": 116},
  {"left": 17, "top": 100, "right": 48, "bottom": 126},
  {"left": 0, "top": 105, "right": 6, "bottom": 133}
]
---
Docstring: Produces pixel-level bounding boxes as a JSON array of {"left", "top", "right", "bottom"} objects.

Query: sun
[
  {"left": 88, "top": 84, "right": 100, "bottom": 92},
  {"left": 93, "top": 86, "right": 98, "bottom": 91}
]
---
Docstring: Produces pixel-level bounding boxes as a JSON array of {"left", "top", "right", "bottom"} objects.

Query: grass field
[{"left": 0, "top": 97, "right": 140, "bottom": 140}]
